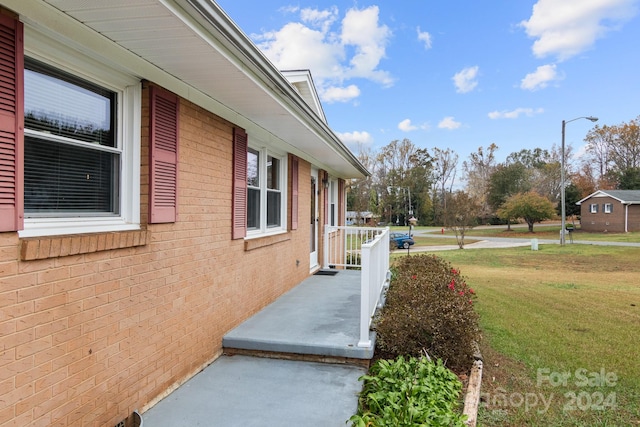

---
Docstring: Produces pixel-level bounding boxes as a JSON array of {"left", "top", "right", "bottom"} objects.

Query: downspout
[{"left": 625, "top": 204, "right": 629, "bottom": 233}]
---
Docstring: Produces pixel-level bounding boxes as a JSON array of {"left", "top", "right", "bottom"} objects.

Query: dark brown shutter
[
  {"left": 232, "top": 127, "right": 247, "bottom": 239},
  {"left": 149, "top": 85, "right": 179, "bottom": 223},
  {"left": 290, "top": 155, "right": 298, "bottom": 230},
  {"left": 0, "top": 14, "right": 23, "bottom": 232}
]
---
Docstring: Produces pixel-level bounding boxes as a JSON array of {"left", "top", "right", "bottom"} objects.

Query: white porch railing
[{"left": 323, "top": 226, "right": 390, "bottom": 348}]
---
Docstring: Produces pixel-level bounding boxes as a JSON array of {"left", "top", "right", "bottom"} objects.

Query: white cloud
[
  {"left": 488, "top": 107, "right": 545, "bottom": 119},
  {"left": 341, "top": 6, "right": 394, "bottom": 86},
  {"left": 256, "top": 22, "right": 343, "bottom": 80},
  {"left": 398, "top": 119, "right": 429, "bottom": 132},
  {"left": 417, "top": 27, "right": 432, "bottom": 49},
  {"left": 320, "top": 85, "right": 361, "bottom": 103},
  {"left": 336, "top": 131, "right": 374, "bottom": 146},
  {"left": 520, "top": 64, "right": 562, "bottom": 91},
  {"left": 253, "top": 6, "right": 393, "bottom": 103},
  {"left": 452, "top": 66, "right": 479, "bottom": 93},
  {"left": 520, "top": 0, "right": 638, "bottom": 61},
  {"left": 398, "top": 119, "right": 417, "bottom": 132},
  {"left": 438, "top": 117, "right": 462, "bottom": 130}
]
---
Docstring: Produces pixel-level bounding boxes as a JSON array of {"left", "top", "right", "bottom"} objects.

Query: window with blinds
[{"left": 23, "top": 58, "right": 119, "bottom": 216}]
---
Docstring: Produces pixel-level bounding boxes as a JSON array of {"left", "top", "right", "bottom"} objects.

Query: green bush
[
  {"left": 350, "top": 356, "right": 467, "bottom": 427},
  {"left": 375, "top": 254, "right": 480, "bottom": 373}
]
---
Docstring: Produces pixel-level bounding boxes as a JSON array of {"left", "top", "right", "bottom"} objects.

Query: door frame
[{"left": 310, "top": 167, "right": 319, "bottom": 270}]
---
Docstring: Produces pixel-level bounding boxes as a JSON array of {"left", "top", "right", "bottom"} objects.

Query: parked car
[{"left": 389, "top": 232, "right": 414, "bottom": 249}]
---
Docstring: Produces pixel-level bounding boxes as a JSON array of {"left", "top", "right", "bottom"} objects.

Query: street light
[{"left": 560, "top": 116, "right": 598, "bottom": 245}]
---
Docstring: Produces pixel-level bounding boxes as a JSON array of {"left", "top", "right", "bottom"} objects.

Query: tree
[
  {"left": 584, "top": 124, "right": 614, "bottom": 184},
  {"left": 374, "top": 139, "right": 433, "bottom": 225},
  {"left": 571, "top": 163, "right": 599, "bottom": 198},
  {"left": 487, "top": 162, "right": 531, "bottom": 229},
  {"left": 497, "top": 192, "right": 556, "bottom": 232},
  {"left": 506, "top": 146, "right": 568, "bottom": 204},
  {"left": 463, "top": 143, "right": 498, "bottom": 223},
  {"left": 615, "top": 167, "right": 640, "bottom": 190},
  {"left": 560, "top": 183, "right": 582, "bottom": 224},
  {"left": 431, "top": 147, "right": 458, "bottom": 224},
  {"left": 347, "top": 145, "right": 375, "bottom": 217},
  {"left": 443, "top": 191, "right": 480, "bottom": 248},
  {"left": 584, "top": 116, "right": 640, "bottom": 189}
]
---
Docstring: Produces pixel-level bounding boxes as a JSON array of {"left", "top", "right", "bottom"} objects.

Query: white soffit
[{"left": 17, "top": 0, "right": 367, "bottom": 178}]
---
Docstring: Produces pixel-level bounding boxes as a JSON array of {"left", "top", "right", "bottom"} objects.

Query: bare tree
[
  {"left": 432, "top": 147, "right": 459, "bottom": 223},
  {"left": 347, "top": 145, "right": 375, "bottom": 220},
  {"left": 443, "top": 191, "right": 479, "bottom": 248},
  {"left": 463, "top": 143, "right": 498, "bottom": 222},
  {"left": 584, "top": 124, "right": 615, "bottom": 184}
]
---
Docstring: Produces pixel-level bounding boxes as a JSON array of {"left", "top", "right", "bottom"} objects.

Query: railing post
[
  {"left": 323, "top": 226, "right": 330, "bottom": 269},
  {"left": 358, "top": 243, "right": 372, "bottom": 348}
]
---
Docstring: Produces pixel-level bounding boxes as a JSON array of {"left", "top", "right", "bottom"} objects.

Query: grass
[
  {"left": 429, "top": 245, "right": 640, "bottom": 426},
  {"left": 461, "top": 224, "right": 640, "bottom": 243}
]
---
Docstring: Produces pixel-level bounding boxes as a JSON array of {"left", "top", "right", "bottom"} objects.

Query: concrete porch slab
[
  {"left": 142, "top": 354, "right": 366, "bottom": 426},
  {"left": 223, "top": 270, "right": 375, "bottom": 360}
]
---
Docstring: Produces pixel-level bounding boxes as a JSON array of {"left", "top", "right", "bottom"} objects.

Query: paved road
[{"left": 409, "top": 227, "right": 640, "bottom": 251}]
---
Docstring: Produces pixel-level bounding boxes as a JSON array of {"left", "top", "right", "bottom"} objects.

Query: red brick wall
[
  {"left": 580, "top": 197, "right": 626, "bottom": 232},
  {"left": 0, "top": 84, "right": 311, "bottom": 426}
]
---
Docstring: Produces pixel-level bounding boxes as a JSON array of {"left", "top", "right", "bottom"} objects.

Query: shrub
[
  {"left": 375, "top": 254, "right": 480, "bottom": 373},
  {"left": 350, "top": 356, "right": 467, "bottom": 427}
]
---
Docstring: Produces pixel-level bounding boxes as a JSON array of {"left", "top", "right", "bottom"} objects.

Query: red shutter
[
  {"left": 322, "top": 171, "right": 329, "bottom": 225},
  {"left": 232, "top": 127, "right": 247, "bottom": 239},
  {"left": 290, "top": 155, "right": 298, "bottom": 230},
  {"left": 338, "top": 179, "right": 345, "bottom": 225},
  {"left": 149, "top": 85, "right": 179, "bottom": 223},
  {"left": 0, "top": 14, "right": 23, "bottom": 232}
]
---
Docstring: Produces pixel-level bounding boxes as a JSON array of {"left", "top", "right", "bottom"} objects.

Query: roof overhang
[
  {"left": 576, "top": 190, "right": 640, "bottom": 205},
  {"left": 6, "top": 0, "right": 368, "bottom": 178}
]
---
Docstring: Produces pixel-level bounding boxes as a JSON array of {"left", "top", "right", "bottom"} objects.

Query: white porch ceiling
[{"left": 22, "top": 0, "right": 367, "bottom": 178}]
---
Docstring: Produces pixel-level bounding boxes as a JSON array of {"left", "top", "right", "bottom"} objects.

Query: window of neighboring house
[
  {"left": 247, "top": 146, "right": 286, "bottom": 234},
  {"left": 590, "top": 203, "right": 599, "bottom": 214},
  {"left": 604, "top": 203, "right": 613, "bottom": 214},
  {"left": 19, "top": 31, "right": 141, "bottom": 237}
]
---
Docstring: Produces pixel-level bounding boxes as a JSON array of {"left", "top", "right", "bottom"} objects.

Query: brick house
[
  {"left": 576, "top": 190, "right": 640, "bottom": 232},
  {"left": 0, "top": 1, "right": 368, "bottom": 425}
]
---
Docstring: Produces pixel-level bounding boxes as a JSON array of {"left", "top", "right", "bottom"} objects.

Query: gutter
[{"left": 180, "top": 0, "right": 370, "bottom": 177}]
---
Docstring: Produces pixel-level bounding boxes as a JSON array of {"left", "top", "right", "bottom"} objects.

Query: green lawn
[
  {"left": 429, "top": 245, "right": 640, "bottom": 426},
  {"left": 459, "top": 225, "right": 640, "bottom": 243}
]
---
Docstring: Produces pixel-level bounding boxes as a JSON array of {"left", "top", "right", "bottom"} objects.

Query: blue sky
[{"left": 216, "top": 0, "right": 640, "bottom": 168}]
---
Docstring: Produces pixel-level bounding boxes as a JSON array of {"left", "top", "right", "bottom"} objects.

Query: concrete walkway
[
  {"left": 142, "top": 270, "right": 369, "bottom": 426},
  {"left": 223, "top": 269, "right": 374, "bottom": 360},
  {"left": 142, "top": 355, "right": 365, "bottom": 427}
]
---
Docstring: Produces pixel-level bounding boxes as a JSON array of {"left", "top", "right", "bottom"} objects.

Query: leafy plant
[
  {"left": 350, "top": 356, "right": 467, "bottom": 427},
  {"left": 375, "top": 254, "right": 480, "bottom": 373}
]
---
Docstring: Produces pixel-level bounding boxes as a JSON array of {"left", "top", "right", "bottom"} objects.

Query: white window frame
[
  {"left": 246, "top": 145, "right": 287, "bottom": 237},
  {"left": 604, "top": 203, "right": 613, "bottom": 214},
  {"left": 329, "top": 178, "right": 338, "bottom": 226},
  {"left": 589, "top": 204, "right": 598, "bottom": 214},
  {"left": 19, "top": 26, "right": 141, "bottom": 238}
]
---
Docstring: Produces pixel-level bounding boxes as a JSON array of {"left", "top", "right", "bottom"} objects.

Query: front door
[{"left": 310, "top": 168, "right": 319, "bottom": 269}]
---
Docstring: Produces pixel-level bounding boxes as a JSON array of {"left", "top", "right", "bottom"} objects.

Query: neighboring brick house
[
  {"left": 0, "top": 1, "right": 367, "bottom": 426},
  {"left": 576, "top": 190, "right": 640, "bottom": 232}
]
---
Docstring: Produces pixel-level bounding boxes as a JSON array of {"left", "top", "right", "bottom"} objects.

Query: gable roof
[
  {"left": 282, "top": 70, "right": 327, "bottom": 124},
  {"left": 10, "top": 0, "right": 367, "bottom": 178},
  {"left": 576, "top": 190, "right": 640, "bottom": 205}
]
